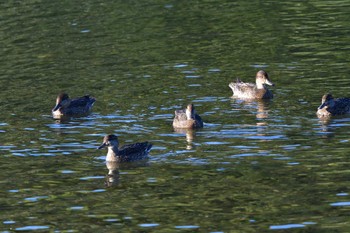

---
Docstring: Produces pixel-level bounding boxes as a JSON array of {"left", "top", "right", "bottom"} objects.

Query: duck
[
  {"left": 172, "top": 104, "right": 203, "bottom": 129},
  {"left": 52, "top": 93, "right": 96, "bottom": 119},
  {"left": 317, "top": 93, "right": 350, "bottom": 117},
  {"left": 229, "top": 70, "right": 274, "bottom": 99},
  {"left": 97, "top": 134, "right": 152, "bottom": 162}
]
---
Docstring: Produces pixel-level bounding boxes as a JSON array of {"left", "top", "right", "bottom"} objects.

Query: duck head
[
  {"left": 52, "top": 93, "right": 71, "bottom": 111},
  {"left": 98, "top": 134, "right": 119, "bottom": 149},
  {"left": 318, "top": 93, "right": 335, "bottom": 110},
  {"left": 185, "top": 104, "right": 196, "bottom": 120},
  {"left": 256, "top": 70, "right": 274, "bottom": 88}
]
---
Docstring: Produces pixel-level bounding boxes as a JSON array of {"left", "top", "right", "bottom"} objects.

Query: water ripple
[
  {"left": 175, "top": 225, "right": 200, "bottom": 229},
  {"left": 15, "top": 226, "right": 50, "bottom": 231},
  {"left": 269, "top": 224, "right": 305, "bottom": 230},
  {"left": 139, "top": 223, "right": 160, "bottom": 228},
  {"left": 330, "top": 202, "right": 350, "bottom": 207},
  {"left": 24, "top": 196, "right": 48, "bottom": 202}
]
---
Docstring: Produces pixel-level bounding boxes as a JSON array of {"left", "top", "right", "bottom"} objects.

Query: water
[{"left": 1, "top": 0, "right": 350, "bottom": 232}]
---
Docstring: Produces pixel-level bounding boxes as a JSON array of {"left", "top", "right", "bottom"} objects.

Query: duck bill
[
  {"left": 98, "top": 143, "right": 107, "bottom": 150},
  {"left": 265, "top": 80, "right": 275, "bottom": 86},
  {"left": 52, "top": 103, "right": 62, "bottom": 112},
  {"left": 318, "top": 103, "right": 326, "bottom": 110}
]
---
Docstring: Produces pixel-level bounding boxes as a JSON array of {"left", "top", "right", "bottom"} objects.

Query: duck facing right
[{"left": 229, "top": 70, "right": 275, "bottom": 99}]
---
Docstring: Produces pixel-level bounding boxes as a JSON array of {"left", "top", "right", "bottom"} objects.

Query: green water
[{"left": 1, "top": 0, "right": 350, "bottom": 232}]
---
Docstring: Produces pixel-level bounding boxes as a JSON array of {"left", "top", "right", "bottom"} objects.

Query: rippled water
[{"left": 1, "top": 0, "right": 350, "bottom": 232}]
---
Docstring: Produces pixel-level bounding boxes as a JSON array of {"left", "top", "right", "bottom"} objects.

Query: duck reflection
[
  {"left": 230, "top": 98, "right": 272, "bottom": 139},
  {"left": 256, "top": 100, "right": 270, "bottom": 121},
  {"left": 253, "top": 100, "right": 272, "bottom": 138},
  {"left": 231, "top": 98, "right": 271, "bottom": 124},
  {"left": 48, "top": 117, "right": 90, "bottom": 134},
  {"left": 173, "top": 128, "right": 196, "bottom": 150},
  {"left": 53, "top": 116, "right": 71, "bottom": 123},
  {"left": 316, "top": 116, "right": 349, "bottom": 139},
  {"left": 104, "top": 160, "right": 150, "bottom": 187},
  {"left": 318, "top": 124, "right": 335, "bottom": 140},
  {"left": 105, "top": 161, "right": 120, "bottom": 187},
  {"left": 318, "top": 115, "right": 332, "bottom": 126}
]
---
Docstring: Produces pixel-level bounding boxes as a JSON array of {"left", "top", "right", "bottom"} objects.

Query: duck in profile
[
  {"left": 52, "top": 93, "right": 96, "bottom": 119},
  {"left": 98, "top": 134, "right": 152, "bottom": 162},
  {"left": 317, "top": 93, "right": 350, "bottom": 117},
  {"left": 173, "top": 104, "right": 203, "bottom": 129},
  {"left": 229, "top": 70, "right": 275, "bottom": 99}
]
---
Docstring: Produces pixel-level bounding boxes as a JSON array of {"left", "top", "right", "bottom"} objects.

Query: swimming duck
[
  {"left": 98, "top": 134, "right": 152, "bottom": 162},
  {"left": 229, "top": 70, "right": 274, "bottom": 99},
  {"left": 317, "top": 93, "right": 350, "bottom": 117},
  {"left": 52, "top": 93, "right": 96, "bottom": 119},
  {"left": 173, "top": 104, "right": 203, "bottom": 129}
]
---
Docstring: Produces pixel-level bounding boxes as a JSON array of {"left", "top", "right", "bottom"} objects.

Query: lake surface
[{"left": 1, "top": 0, "right": 350, "bottom": 232}]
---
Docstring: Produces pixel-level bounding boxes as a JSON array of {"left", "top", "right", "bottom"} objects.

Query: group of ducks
[{"left": 51, "top": 70, "right": 350, "bottom": 163}]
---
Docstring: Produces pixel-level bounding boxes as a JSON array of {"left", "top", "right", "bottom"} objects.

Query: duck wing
[
  {"left": 333, "top": 98, "right": 350, "bottom": 114},
  {"left": 194, "top": 114, "right": 204, "bottom": 127},
  {"left": 235, "top": 81, "right": 255, "bottom": 91},
  {"left": 174, "top": 109, "right": 188, "bottom": 121},
  {"left": 229, "top": 79, "right": 255, "bottom": 91},
  {"left": 118, "top": 142, "right": 152, "bottom": 156},
  {"left": 70, "top": 95, "right": 96, "bottom": 107}
]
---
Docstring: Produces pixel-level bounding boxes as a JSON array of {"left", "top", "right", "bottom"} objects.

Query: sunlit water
[{"left": 1, "top": 0, "right": 350, "bottom": 232}]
